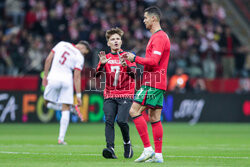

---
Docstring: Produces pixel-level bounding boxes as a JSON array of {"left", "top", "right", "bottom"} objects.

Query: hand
[
  {"left": 117, "top": 52, "right": 127, "bottom": 67},
  {"left": 123, "top": 52, "right": 135, "bottom": 62},
  {"left": 98, "top": 51, "right": 111, "bottom": 64},
  {"left": 42, "top": 77, "right": 48, "bottom": 87},
  {"left": 77, "top": 97, "right": 82, "bottom": 106},
  {"left": 120, "top": 57, "right": 127, "bottom": 67}
]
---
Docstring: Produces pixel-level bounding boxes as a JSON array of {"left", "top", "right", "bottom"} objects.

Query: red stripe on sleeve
[{"left": 74, "top": 68, "right": 82, "bottom": 71}]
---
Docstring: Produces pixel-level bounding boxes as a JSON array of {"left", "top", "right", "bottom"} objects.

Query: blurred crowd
[{"left": 0, "top": 0, "right": 249, "bottom": 80}]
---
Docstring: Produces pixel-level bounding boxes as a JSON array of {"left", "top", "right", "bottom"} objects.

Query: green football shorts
[{"left": 134, "top": 85, "right": 165, "bottom": 109}]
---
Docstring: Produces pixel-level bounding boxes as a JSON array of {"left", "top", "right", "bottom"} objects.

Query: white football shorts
[{"left": 44, "top": 79, "right": 73, "bottom": 105}]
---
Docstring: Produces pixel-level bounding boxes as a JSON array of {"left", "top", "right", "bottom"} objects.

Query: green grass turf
[{"left": 0, "top": 123, "right": 250, "bottom": 167}]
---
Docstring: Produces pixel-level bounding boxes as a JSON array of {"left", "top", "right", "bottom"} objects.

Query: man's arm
[
  {"left": 95, "top": 51, "right": 110, "bottom": 77},
  {"left": 126, "top": 37, "right": 168, "bottom": 66},
  {"left": 42, "top": 51, "right": 54, "bottom": 86},
  {"left": 124, "top": 52, "right": 161, "bottom": 66},
  {"left": 95, "top": 62, "right": 105, "bottom": 77},
  {"left": 134, "top": 55, "right": 161, "bottom": 66},
  {"left": 74, "top": 69, "right": 82, "bottom": 106}
]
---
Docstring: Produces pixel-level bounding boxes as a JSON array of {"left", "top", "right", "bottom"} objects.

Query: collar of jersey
[
  {"left": 110, "top": 49, "right": 124, "bottom": 55},
  {"left": 153, "top": 29, "right": 162, "bottom": 35}
]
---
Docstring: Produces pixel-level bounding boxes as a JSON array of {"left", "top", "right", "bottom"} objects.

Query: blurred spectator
[
  {"left": 5, "top": 0, "right": 25, "bottom": 26},
  {"left": 200, "top": 32, "right": 220, "bottom": 53},
  {"left": 8, "top": 36, "right": 25, "bottom": 75},
  {"left": 187, "top": 48, "right": 203, "bottom": 78},
  {"left": 192, "top": 78, "right": 207, "bottom": 93},
  {"left": 202, "top": 50, "right": 217, "bottom": 79},
  {"left": 236, "top": 78, "right": 250, "bottom": 94},
  {"left": 219, "top": 26, "right": 240, "bottom": 78},
  {"left": 0, "top": 45, "right": 14, "bottom": 75},
  {"left": 168, "top": 67, "right": 189, "bottom": 93},
  {"left": 24, "top": 7, "right": 37, "bottom": 30},
  {"left": 244, "top": 53, "right": 250, "bottom": 76},
  {"left": 235, "top": 45, "right": 249, "bottom": 77},
  {"left": 188, "top": 62, "right": 203, "bottom": 78},
  {"left": 25, "top": 37, "right": 45, "bottom": 74}
]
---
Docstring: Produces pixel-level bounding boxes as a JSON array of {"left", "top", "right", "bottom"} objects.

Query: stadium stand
[{"left": 0, "top": 0, "right": 249, "bottom": 92}]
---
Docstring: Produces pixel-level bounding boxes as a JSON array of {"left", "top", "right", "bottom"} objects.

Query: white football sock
[
  {"left": 144, "top": 146, "right": 154, "bottom": 152},
  {"left": 47, "top": 102, "right": 62, "bottom": 110},
  {"left": 155, "top": 153, "right": 163, "bottom": 158},
  {"left": 58, "top": 110, "right": 70, "bottom": 141}
]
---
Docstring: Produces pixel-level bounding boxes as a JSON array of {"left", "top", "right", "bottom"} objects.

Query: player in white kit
[{"left": 42, "top": 40, "right": 90, "bottom": 145}]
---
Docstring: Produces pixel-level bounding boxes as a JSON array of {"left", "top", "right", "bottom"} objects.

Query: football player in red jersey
[
  {"left": 125, "top": 6, "right": 171, "bottom": 163},
  {"left": 95, "top": 28, "right": 136, "bottom": 159}
]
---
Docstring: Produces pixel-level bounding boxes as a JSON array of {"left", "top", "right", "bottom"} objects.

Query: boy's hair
[
  {"left": 77, "top": 40, "right": 91, "bottom": 51},
  {"left": 105, "top": 27, "right": 124, "bottom": 41},
  {"left": 144, "top": 6, "right": 162, "bottom": 21}
]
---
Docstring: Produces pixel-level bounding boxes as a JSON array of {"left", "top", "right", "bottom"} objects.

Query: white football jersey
[{"left": 48, "top": 41, "right": 84, "bottom": 81}]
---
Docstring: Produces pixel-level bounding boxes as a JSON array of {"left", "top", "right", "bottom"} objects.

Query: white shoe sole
[
  {"left": 145, "top": 158, "right": 164, "bottom": 163},
  {"left": 134, "top": 152, "right": 155, "bottom": 162}
]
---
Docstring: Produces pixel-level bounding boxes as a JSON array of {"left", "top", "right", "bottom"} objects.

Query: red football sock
[
  {"left": 133, "top": 115, "right": 151, "bottom": 148},
  {"left": 152, "top": 121, "right": 163, "bottom": 153}
]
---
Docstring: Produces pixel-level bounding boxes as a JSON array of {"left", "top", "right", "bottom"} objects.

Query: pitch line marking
[
  {"left": 0, "top": 151, "right": 99, "bottom": 156},
  {"left": 0, "top": 144, "right": 104, "bottom": 148},
  {"left": 167, "top": 155, "right": 249, "bottom": 159},
  {"left": 0, "top": 151, "right": 248, "bottom": 159}
]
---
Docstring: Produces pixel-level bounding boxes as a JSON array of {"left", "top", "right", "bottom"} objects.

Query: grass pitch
[{"left": 0, "top": 123, "right": 249, "bottom": 167}]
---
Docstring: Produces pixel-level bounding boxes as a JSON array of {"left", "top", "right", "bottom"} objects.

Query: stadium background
[
  {"left": 0, "top": 0, "right": 249, "bottom": 123},
  {"left": 0, "top": 0, "right": 250, "bottom": 166}
]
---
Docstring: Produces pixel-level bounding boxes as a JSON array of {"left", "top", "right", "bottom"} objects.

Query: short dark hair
[
  {"left": 105, "top": 27, "right": 124, "bottom": 41},
  {"left": 144, "top": 6, "right": 162, "bottom": 20},
  {"left": 77, "top": 40, "right": 91, "bottom": 51}
]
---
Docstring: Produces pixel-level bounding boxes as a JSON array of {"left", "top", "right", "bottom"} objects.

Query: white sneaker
[
  {"left": 58, "top": 140, "right": 67, "bottom": 145},
  {"left": 134, "top": 150, "right": 155, "bottom": 162},
  {"left": 145, "top": 156, "right": 164, "bottom": 163}
]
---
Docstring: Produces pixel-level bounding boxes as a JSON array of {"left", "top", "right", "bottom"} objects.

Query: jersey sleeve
[
  {"left": 151, "top": 36, "right": 167, "bottom": 58},
  {"left": 96, "top": 61, "right": 106, "bottom": 72},
  {"left": 96, "top": 61, "right": 102, "bottom": 71},
  {"left": 51, "top": 41, "right": 62, "bottom": 53},
  {"left": 135, "top": 36, "right": 167, "bottom": 66},
  {"left": 74, "top": 54, "right": 84, "bottom": 71},
  {"left": 126, "top": 60, "right": 136, "bottom": 68}
]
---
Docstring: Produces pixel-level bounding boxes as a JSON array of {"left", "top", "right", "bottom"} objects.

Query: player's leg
[
  {"left": 102, "top": 99, "right": 118, "bottom": 159},
  {"left": 116, "top": 98, "right": 133, "bottom": 158},
  {"left": 57, "top": 81, "right": 73, "bottom": 145},
  {"left": 58, "top": 104, "right": 70, "bottom": 145},
  {"left": 46, "top": 101, "right": 62, "bottom": 110},
  {"left": 117, "top": 98, "right": 132, "bottom": 144},
  {"left": 130, "top": 102, "right": 149, "bottom": 147},
  {"left": 145, "top": 108, "right": 164, "bottom": 163},
  {"left": 43, "top": 80, "right": 62, "bottom": 110},
  {"left": 130, "top": 102, "right": 155, "bottom": 162},
  {"left": 144, "top": 88, "right": 164, "bottom": 163},
  {"left": 46, "top": 101, "right": 80, "bottom": 117}
]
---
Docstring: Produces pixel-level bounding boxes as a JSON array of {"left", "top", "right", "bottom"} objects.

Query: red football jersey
[
  {"left": 135, "top": 30, "right": 170, "bottom": 90},
  {"left": 97, "top": 50, "right": 136, "bottom": 99}
]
